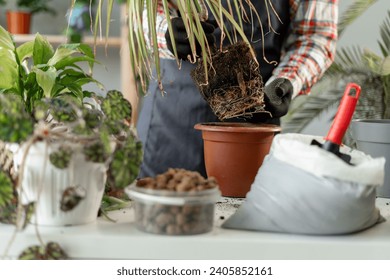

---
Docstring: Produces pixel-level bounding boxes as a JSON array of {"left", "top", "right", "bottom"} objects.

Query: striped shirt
[{"left": 143, "top": 0, "right": 338, "bottom": 98}]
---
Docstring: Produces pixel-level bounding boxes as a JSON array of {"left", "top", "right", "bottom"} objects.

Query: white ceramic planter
[
  {"left": 351, "top": 119, "right": 390, "bottom": 198},
  {"left": 14, "top": 141, "right": 107, "bottom": 226}
]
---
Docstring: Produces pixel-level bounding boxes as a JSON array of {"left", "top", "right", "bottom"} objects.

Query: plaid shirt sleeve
[
  {"left": 142, "top": 1, "right": 176, "bottom": 59},
  {"left": 270, "top": 0, "right": 338, "bottom": 97}
]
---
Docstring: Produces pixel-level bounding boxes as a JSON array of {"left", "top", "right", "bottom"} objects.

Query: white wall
[{"left": 338, "top": 0, "right": 389, "bottom": 53}]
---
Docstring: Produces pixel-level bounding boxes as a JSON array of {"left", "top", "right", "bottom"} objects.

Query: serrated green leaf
[
  {"left": 0, "top": 171, "right": 13, "bottom": 208},
  {"left": 0, "top": 95, "right": 34, "bottom": 143}
]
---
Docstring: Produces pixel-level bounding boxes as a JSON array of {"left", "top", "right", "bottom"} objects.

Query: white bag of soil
[{"left": 222, "top": 133, "right": 386, "bottom": 235}]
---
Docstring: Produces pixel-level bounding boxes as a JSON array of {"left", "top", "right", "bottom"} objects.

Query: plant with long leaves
[
  {"left": 281, "top": 0, "right": 390, "bottom": 145},
  {"left": 92, "top": 0, "right": 281, "bottom": 93}
]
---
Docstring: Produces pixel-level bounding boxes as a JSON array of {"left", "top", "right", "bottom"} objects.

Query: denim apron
[{"left": 137, "top": 0, "right": 290, "bottom": 178}]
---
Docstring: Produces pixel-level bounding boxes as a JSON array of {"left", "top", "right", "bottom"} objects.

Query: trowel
[{"left": 311, "top": 83, "right": 361, "bottom": 164}]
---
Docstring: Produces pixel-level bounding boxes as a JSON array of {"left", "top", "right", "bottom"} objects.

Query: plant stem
[
  {"left": 198, "top": 0, "right": 208, "bottom": 21},
  {"left": 2, "top": 136, "right": 37, "bottom": 258}
]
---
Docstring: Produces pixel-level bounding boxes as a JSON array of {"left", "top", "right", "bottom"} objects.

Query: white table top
[{"left": 1, "top": 198, "right": 390, "bottom": 260}]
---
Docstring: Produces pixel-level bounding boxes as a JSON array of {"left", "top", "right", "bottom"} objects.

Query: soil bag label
[{"left": 222, "top": 133, "right": 385, "bottom": 235}]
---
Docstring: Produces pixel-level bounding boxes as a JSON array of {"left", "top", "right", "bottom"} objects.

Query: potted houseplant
[
  {"left": 6, "top": 0, "right": 57, "bottom": 34},
  {"left": 0, "top": 26, "right": 142, "bottom": 257},
  {"left": 90, "top": 0, "right": 281, "bottom": 198},
  {"left": 281, "top": 1, "right": 390, "bottom": 197}
]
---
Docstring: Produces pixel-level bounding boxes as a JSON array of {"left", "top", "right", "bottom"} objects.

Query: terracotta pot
[
  {"left": 6, "top": 11, "right": 32, "bottom": 34},
  {"left": 194, "top": 122, "right": 281, "bottom": 198}
]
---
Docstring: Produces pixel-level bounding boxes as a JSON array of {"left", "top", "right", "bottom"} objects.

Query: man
[{"left": 137, "top": 0, "right": 338, "bottom": 178}]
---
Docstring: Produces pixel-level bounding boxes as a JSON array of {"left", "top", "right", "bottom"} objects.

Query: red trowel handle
[{"left": 325, "top": 83, "right": 361, "bottom": 145}]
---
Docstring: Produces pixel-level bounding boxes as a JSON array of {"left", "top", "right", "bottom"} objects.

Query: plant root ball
[{"left": 191, "top": 41, "right": 267, "bottom": 120}]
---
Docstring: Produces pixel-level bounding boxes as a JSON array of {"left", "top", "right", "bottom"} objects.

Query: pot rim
[
  {"left": 194, "top": 122, "right": 281, "bottom": 133},
  {"left": 125, "top": 184, "right": 221, "bottom": 205},
  {"left": 352, "top": 119, "right": 390, "bottom": 124},
  {"left": 6, "top": 10, "right": 32, "bottom": 15}
]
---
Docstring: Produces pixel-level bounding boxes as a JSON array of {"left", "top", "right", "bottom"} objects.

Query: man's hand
[
  {"left": 165, "top": 17, "right": 216, "bottom": 60},
  {"left": 263, "top": 78, "right": 293, "bottom": 118}
]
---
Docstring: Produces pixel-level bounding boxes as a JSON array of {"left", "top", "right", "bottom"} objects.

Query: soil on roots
[{"left": 191, "top": 41, "right": 268, "bottom": 120}]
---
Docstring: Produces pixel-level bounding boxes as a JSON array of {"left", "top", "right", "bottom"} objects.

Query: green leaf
[
  {"left": 74, "top": 77, "right": 105, "bottom": 90},
  {"left": 0, "top": 49, "right": 20, "bottom": 93},
  {"left": 47, "top": 48, "right": 78, "bottom": 67},
  {"left": 362, "top": 48, "right": 383, "bottom": 74},
  {"left": 60, "top": 43, "right": 95, "bottom": 60},
  {"left": 32, "top": 33, "right": 55, "bottom": 65},
  {"left": 0, "top": 95, "right": 34, "bottom": 143},
  {"left": 34, "top": 66, "right": 57, "bottom": 98},
  {"left": 63, "top": 83, "right": 84, "bottom": 101},
  {"left": 108, "top": 136, "right": 143, "bottom": 189},
  {"left": 44, "top": 98, "right": 78, "bottom": 123},
  {"left": 50, "top": 55, "right": 97, "bottom": 71},
  {"left": 0, "top": 25, "right": 15, "bottom": 50},
  {"left": 18, "top": 242, "right": 68, "bottom": 260},
  {"left": 83, "top": 140, "right": 110, "bottom": 163},
  {"left": 58, "top": 68, "right": 89, "bottom": 79},
  {"left": 49, "top": 146, "right": 73, "bottom": 169},
  {"left": 59, "top": 74, "right": 104, "bottom": 92},
  {"left": 0, "top": 203, "right": 18, "bottom": 225},
  {"left": 381, "top": 56, "right": 390, "bottom": 76},
  {"left": 0, "top": 171, "right": 13, "bottom": 208},
  {"left": 56, "top": 43, "right": 96, "bottom": 70},
  {"left": 102, "top": 90, "right": 131, "bottom": 122},
  {"left": 16, "top": 41, "right": 34, "bottom": 63},
  {"left": 0, "top": 26, "right": 18, "bottom": 93},
  {"left": 378, "top": 11, "right": 390, "bottom": 57}
]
